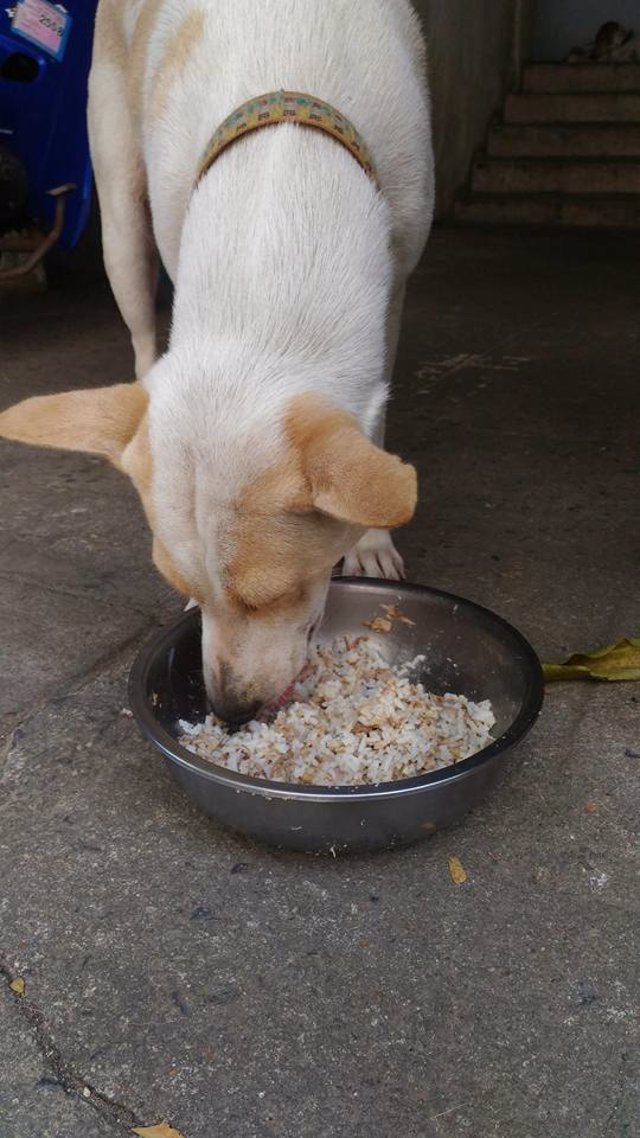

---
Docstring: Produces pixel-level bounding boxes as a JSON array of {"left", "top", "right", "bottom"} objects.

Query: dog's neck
[
  {"left": 195, "top": 90, "right": 378, "bottom": 187},
  {"left": 168, "top": 121, "right": 393, "bottom": 422}
]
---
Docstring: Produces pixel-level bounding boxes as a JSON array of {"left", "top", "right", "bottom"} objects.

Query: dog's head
[
  {"left": 0, "top": 380, "right": 416, "bottom": 721},
  {"left": 594, "top": 21, "right": 629, "bottom": 55}
]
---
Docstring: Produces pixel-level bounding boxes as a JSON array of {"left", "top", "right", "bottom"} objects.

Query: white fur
[{"left": 89, "top": 0, "right": 434, "bottom": 714}]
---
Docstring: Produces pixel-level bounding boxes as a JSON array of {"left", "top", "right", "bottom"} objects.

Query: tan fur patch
[
  {"left": 92, "top": 0, "right": 128, "bottom": 69},
  {"left": 121, "top": 412, "right": 153, "bottom": 512},
  {"left": 150, "top": 9, "right": 205, "bottom": 121},
  {"left": 228, "top": 446, "right": 352, "bottom": 612},
  {"left": 0, "top": 372, "right": 198, "bottom": 600},
  {"left": 285, "top": 394, "right": 352, "bottom": 458},
  {"left": 228, "top": 516, "right": 322, "bottom": 613},
  {"left": 128, "top": 0, "right": 164, "bottom": 129},
  {"left": 90, "top": 2, "right": 151, "bottom": 200},
  {"left": 285, "top": 394, "right": 418, "bottom": 529},
  {"left": 0, "top": 382, "right": 147, "bottom": 464},
  {"left": 93, "top": 0, "right": 172, "bottom": 132},
  {"left": 122, "top": 417, "right": 202, "bottom": 600},
  {"left": 226, "top": 391, "right": 417, "bottom": 611}
]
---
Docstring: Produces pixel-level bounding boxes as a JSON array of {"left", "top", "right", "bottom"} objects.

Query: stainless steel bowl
[{"left": 129, "top": 580, "right": 543, "bottom": 853}]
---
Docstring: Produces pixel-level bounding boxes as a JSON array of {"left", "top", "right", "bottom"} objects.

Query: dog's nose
[
  {"left": 210, "top": 694, "right": 262, "bottom": 727},
  {"left": 204, "top": 659, "right": 263, "bottom": 726}
]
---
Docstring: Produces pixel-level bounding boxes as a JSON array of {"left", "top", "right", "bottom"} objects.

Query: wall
[
  {"left": 532, "top": 0, "right": 640, "bottom": 61},
  {"left": 413, "top": 0, "right": 529, "bottom": 216}
]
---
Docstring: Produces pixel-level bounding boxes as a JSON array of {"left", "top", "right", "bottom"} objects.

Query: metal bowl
[{"left": 129, "top": 580, "right": 543, "bottom": 853}]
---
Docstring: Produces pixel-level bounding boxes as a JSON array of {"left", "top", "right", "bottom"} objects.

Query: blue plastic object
[{"left": 0, "top": 1, "right": 99, "bottom": 249}]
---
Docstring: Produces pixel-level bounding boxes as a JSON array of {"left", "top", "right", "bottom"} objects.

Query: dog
[
  {"left": 0, "top": 0, "right": 433, "bottom": 723},
  {"left": 567, "top": 21, "right": 640, "bottom": 63}
]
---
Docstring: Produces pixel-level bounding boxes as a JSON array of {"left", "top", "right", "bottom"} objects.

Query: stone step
[
  {"left": 522, "top": 62, "right": 640, "bottom": 94},
  {"left": 505, "top": 91, "right": 640, "bottom": 123},
  {"left": 472, "top": 156, "right": 640, "bottom": 195},
  {"left": 488, "top": 121, "right": 640, "bottom": 158},
  {"left": 454, "top": 192, "right": 640, "bottom": 229}
]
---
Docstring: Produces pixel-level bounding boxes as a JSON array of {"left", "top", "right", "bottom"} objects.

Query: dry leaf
[
  {"left": 133, "top": 1125, "right": 186, "bottom": 1138},
  {"left": 543, "top": 638, "right": 640, "bottom": 682},
  {"left": 9, "top": 976, "right": 25, "bottom": 996},
  {"left": 448, "top": 856, "right": 467, "bottom": 885}
]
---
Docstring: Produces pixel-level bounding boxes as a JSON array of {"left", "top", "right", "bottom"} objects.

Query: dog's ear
[
  {"left": 287, "top": 395, "right": 417, "bottom": 529},
  {"left": 0, "top": 382, "right": 148, "bottom": 466}
]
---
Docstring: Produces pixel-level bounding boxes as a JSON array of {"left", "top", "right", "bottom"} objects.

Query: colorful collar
[{"left": 196, "top": 89, "right": 377, "bottom": 186}]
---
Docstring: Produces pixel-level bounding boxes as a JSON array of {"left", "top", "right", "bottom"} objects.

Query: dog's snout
[
  {"left": 211, "top": 693, "right": 262, "bottom": 727},
  {"left": 205, "top": 661, "right": 263, "bottom": 725},
  {"left": 201, "top": 602, "right": 325, "bottom": 728}
]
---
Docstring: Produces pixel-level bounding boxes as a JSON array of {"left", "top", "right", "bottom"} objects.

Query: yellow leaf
[
  {"left": 9, "top": 977, "right": 25, "bottom": 996},
  {"left": 448, "top": 856, "right": 467, "bottom": 885},
  {"left": 543, "top": 638, "right": 640, "bottom": 682},
  {"left": 133, "top": 1125, "right": 186, "bottom": 1138}
]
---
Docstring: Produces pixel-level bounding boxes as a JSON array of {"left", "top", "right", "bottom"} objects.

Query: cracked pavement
[{"left": 1, "top": 228, "right": 639, "bottom": 1137}]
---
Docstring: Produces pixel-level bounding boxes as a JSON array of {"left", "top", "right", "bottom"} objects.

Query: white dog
[{"left": 0, "top": 0, "right": 433, "bottom": 722}]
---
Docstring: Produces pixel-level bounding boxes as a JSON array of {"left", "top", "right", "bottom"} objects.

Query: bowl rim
[{"left": 128, "top": 579, "right": 544, "bottom": 803}]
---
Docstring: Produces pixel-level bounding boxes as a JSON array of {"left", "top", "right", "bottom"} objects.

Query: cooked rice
[{"left": 177, "top": 635, "right": 495, "bottom": 787}]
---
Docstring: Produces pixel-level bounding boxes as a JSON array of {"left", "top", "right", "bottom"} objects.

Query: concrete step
[
  {"left": 454, "top": 192, "right": 640, "bottom": 229},
  {"left": 505, "top": 91, "right": 640, "bottom": 123},
  {"left": 472, "top": 156, "right": 640, "bottom": 195},
  {"left": 488, "top": 121, "right": 640, "bottom": 158},
  {"left": 522, "top": 62, "right": 640, "bottom": 93}
]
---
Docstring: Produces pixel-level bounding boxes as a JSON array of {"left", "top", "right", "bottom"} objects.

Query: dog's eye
[
  {"left": 265, "top": 584, "right": 306, "bottom": 610},
  {"left": 232, "top": 583, "right": 305, "bottom": 613},
  {"left": 239, "top": 597, "right": 260, "bottom": 614}
]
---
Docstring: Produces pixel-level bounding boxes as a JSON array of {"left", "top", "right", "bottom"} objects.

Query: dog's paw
[{"left": 343, "top": 529, "right": 406, "bottom": 581}]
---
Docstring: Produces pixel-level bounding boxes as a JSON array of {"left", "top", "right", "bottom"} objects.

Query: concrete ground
[{"left": 1, "top": 226, "right": 639, "bottom": 1138}]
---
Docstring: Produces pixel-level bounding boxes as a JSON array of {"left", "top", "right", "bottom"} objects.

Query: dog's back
[{"left": 94, "top": 0, "right": 433, "bottom": 279}]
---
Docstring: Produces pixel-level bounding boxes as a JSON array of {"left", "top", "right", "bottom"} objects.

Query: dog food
[{"left": 178, "top": 636, "right": 495, "bottom": 787}]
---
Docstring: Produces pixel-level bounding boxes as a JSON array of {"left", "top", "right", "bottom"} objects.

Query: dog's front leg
[
  {"left": 88, "top": 56, "right": 159, "bottom": 379},
  {"left": 343, "top": 278, "right": 409, "bottom": 581},
  {"left": 343, "top": 525, "right": 406, "bottom": 580},
  {"left": 342, "top": 400, "right": 407, "bottom": 579}
]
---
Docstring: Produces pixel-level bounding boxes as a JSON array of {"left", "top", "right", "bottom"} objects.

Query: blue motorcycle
[{"left": 0, "top": 0, "right": 98, "bottom": 280}]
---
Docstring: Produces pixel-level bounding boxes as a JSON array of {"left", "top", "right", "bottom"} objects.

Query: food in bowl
[{"left": 178, "top": 634, "right": 495, "bottom": 787}]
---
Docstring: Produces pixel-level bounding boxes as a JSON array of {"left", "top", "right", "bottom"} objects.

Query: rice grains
[{"left": 178, "top": 635, "right": 495, "bottom": 787}]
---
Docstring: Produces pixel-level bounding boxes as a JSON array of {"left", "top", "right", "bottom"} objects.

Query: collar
[{"left": 195, "top": 89, "right": 377, "bottom": 186}]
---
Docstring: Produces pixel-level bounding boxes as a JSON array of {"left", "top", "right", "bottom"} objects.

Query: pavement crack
[{"left": 1, "top": 958, "right": 141, "bottom": 1134}]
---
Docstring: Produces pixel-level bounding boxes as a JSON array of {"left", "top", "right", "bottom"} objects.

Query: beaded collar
[{"left": 196, "top": 89, "right": 377, "bottom": 185}]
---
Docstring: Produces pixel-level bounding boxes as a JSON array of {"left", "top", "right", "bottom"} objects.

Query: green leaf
[{"left": 543, "top": 638, "right": 640, "bottom": 682}]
